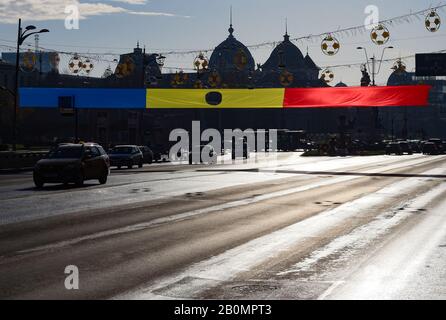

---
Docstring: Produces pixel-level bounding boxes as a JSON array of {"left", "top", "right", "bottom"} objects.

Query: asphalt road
[{"left": 1, "top": 153, "right": 446, "bottom": 299}]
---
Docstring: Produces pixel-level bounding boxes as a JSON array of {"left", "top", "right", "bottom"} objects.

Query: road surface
[{"left": 1, "top": 153, "right": 446, "bottom": 299}]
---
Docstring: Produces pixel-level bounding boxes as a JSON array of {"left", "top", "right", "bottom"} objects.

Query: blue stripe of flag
[{"left": 19, "top": 88, "right": 146, "bottom": 109}]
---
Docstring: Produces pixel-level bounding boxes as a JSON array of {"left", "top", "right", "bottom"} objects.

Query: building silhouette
[{"left": 1, "top": 23, "right": 445, "bottom": 149}]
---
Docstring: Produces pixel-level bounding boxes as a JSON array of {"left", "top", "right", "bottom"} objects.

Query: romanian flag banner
[
  {"left": 146, "top": 89, "right": 284, "bottom": 109},
  {"left": 283, "top": 85, "right": 432, "bottom": 108},
  {"left": 20, "top": 85, "right": 431, "bottom": 109}
]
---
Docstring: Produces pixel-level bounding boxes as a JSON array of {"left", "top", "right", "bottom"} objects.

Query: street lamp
[
  {"left": 357, "top": 46, "right": 393, "bottom": 86},
  {"left": 12, "top": 19, "right": 49, "bottom": 151}
]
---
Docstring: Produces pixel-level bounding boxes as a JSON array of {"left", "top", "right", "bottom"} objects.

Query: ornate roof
[
  {"left": 262, "top": 32, "right": 306, "bottom": 71},
  {"left": 208, "top": 23, "right": 255, "bottom": 73},
  {"left": 387, "top": 70, "right": 414, "bottom": 86},
  {"left": 335, "top": 81, "right": 348, "bottom": 87},
  {"left": 304, "top": 53, "right": 320, "bottom": 70}
]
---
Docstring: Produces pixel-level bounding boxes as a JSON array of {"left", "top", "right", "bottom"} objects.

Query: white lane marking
[
  {"left": 13, "top": 156, "right": 441, "bottom": 256},
  {"left": 115, "top": 167, "right": 446, "bottom": 300}
]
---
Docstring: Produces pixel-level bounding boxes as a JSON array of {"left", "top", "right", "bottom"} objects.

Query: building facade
[{"left": 1, "top": 24, "right": 446, "bottom": 149}]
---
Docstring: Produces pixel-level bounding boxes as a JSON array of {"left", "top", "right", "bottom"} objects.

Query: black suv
[
  {"left": 33, "top": 143, "right": 110, "bottom": 188},
  {"left": 138, "top": 146, "right": 154, "bottom": 164}
]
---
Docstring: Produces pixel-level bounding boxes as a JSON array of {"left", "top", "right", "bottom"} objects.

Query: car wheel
[
  {"left": 138, "top": 160, "right": 143, "bottom": 168},
  {"left": 98, "top": 173, "right": 107, "bottom": 185},
  {"left": 117, "top": 165, "right": 121, "bottom": 170},
  {"left": 33, "top": 173, "right": 44, "bottom": 188}
]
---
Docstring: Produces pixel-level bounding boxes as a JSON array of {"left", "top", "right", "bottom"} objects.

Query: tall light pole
[
  {"left": 356, "top": 46, "right": 393, "bottom": 141},
  {"left": 13, "top": 19, "right": 49, "bottom": 151},
  {"left": 357, "top": 46, "right": 393, "bottom": 86}
]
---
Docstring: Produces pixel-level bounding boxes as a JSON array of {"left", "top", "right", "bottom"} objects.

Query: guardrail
[{"left": 0, "top": 151, "right": 48, "bottom": 171}]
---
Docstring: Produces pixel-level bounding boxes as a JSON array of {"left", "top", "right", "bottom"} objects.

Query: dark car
[
  {"left": 138, "top": 146, "right": 154, "bottom": 164},
  {"left": 150, "top": 144, "right": 169, "bottom": 162},
  {"left": 385, "top": 142, "right": 403, "bottom": 155},
  {"left": 408, "top": 140, "right": 422, "bottom": 153},
  {"left": 398, "top": 141, "right": 413, "bottom": 155},
  {"left": 422, "top": 142, "right": 440, "bottom": 155},
  {"left": 109, "top": 145, "right": 143, "bottom": 169},
  {"left": 427, "top": 138, "right": 445, "bottom": 154},
  {"left": 33, "top": 143, "right": 110, "bottom": 188}
]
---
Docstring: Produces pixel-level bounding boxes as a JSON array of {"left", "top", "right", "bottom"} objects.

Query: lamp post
[
  {"left": 12, "top": 19, "right": 49, "bottom": 151},
  {"left": 356, "top": 46, "right": 393, "bottom": 141},
  {"left": 357, "top": 46, "right": 393, "bottom": 86}
]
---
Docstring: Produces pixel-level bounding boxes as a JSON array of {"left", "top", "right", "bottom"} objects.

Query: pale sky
[{"left": 0, "top": 0, "right": 445, "bottom": 86}]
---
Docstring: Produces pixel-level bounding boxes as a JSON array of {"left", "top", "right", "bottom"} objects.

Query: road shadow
[
  {"left": 18, "top": 183, "right": 100, "bottom": 192},
  {"left": 198, "top": 168, "right": 446, "bottom": 179}
]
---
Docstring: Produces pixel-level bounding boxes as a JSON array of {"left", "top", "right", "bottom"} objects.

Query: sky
[{"left": 0, "top": 0, "right": 445, "bottom": 85}]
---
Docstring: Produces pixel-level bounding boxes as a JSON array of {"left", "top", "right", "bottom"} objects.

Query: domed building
[
  {"left": 387, "top": 59, "right": 414, "bottom": 86},
  {"left": 259, "top": 30, "right": 326, "bottom": 88},
  {"left": 150, "top": 20, "right": 327, "bottom": 89},
  {"left": 207, "top": 22, "right": 256, "bottom": 88},
  {"left": 335, "top": 81, "right": 348, "bottom": 87}
]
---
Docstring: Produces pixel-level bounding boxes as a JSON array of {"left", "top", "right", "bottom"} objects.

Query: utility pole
[
  {"left": 12, "top": 19, "right": 49, "bottom": 151},
  {"left": 13, "top": 19, "right": 21, "bottom": 151}
]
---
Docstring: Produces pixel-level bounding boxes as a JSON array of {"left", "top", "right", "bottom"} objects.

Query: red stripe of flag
[{"left": 283, "top": 85, "right": 431, "bottom": 108}]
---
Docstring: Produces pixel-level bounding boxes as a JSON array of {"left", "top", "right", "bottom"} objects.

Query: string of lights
[
  {"left": 155, "top": 3, "right": 446, "bottom": 56},
  {"left": 0, "top": 3, "right": 445, "bottom": 74},
  {"left": 1, "top": 3, "right": 445, "bottom": 56}
]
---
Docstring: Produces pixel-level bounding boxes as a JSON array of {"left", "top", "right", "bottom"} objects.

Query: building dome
[
  {"left": 209, "top": 24, "right": 255, "bottom": 73},
  {"left": 262, "top": 33, "right": 305, "bottom": 71},
  {"left": 387, "top": 60, "right": 414, "bottom": 86},
  {"left": 335, "top": 81, "right": 348, "bottom": 87}
]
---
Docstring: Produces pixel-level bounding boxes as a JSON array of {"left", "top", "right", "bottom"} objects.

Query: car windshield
[
  {"left": 48, "top": 146, "right": 83, "bottom": 159},
  {"left": 110, "top": 147, "right": 133, "bottom": 154}
]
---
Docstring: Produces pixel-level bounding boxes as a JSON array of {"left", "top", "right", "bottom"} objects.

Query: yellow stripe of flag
[{"left": 146, "top": 89, "right": 285, "bottom": 109}]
